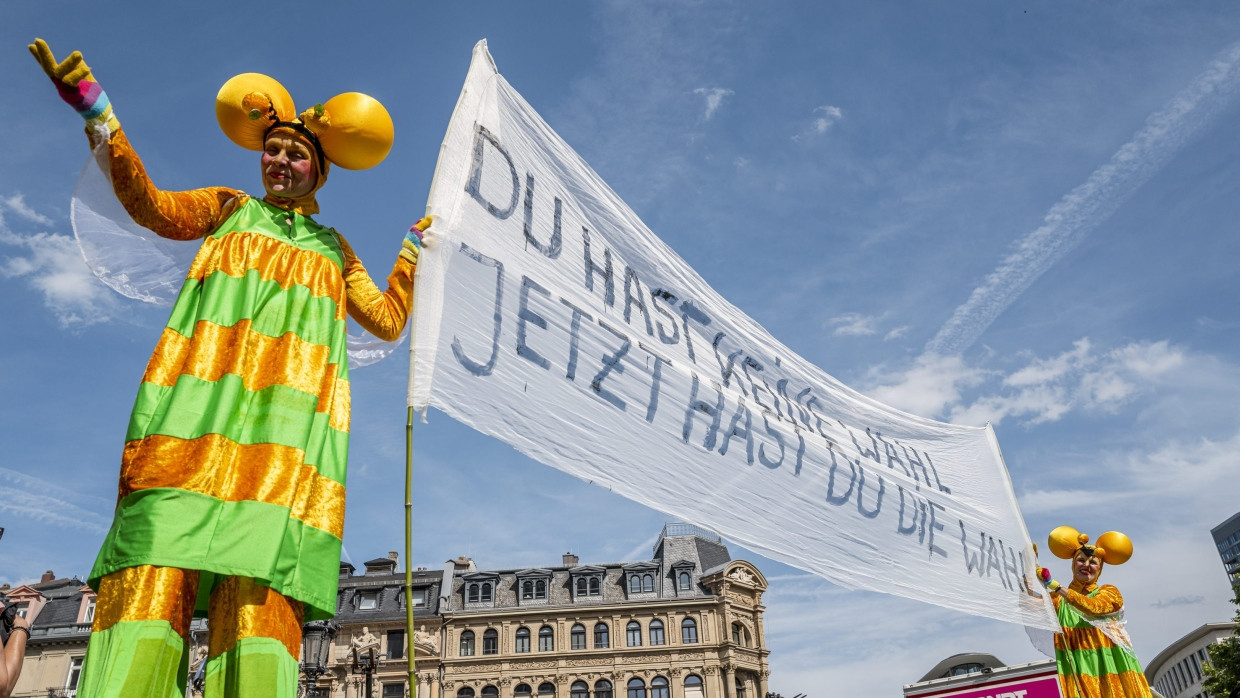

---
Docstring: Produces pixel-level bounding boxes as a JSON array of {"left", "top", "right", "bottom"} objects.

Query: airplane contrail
[{"left": 926, "top": 39, "right": 1240, "bottom": 356}]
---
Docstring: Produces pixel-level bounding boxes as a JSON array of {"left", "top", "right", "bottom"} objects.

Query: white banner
[{"left": 411, "top": 41, "right": 1057, "bottom": 631}]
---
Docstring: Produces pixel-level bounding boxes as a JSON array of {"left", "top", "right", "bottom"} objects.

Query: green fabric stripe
[
  {"left": 166, "top": 270, "right": 345, "bottom": 348},
  {"left": 205, "top": 637, "right": 300, "bottom": 698},
  {"left": 126, "top": 375, "right": 348, "bottom": 484},
  {"left": 89, "top": 489, "right": 342, "bottom": 620},
  {"left": 78, "top": 619, "right": 188, "bottom": 698},
  {"left": 1057, "top": 644, "right": 1144, "bottom": 678},
  {"left": 215, "top": 198, "right": 346, "bottom": 266}
]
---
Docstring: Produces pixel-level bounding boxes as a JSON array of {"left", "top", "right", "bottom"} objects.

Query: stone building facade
[{"left": 434, "top": 524, "right": 769, "bottom": 698}]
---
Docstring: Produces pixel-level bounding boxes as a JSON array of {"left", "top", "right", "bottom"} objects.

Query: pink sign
[{"left": 909, "top": 672, "right": 1062, "bottom": 698}]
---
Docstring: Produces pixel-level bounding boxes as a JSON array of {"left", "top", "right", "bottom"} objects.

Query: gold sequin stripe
[
  {"left": 207, "top": 576, "right": 305, "bottom": 661},
  {"left": 92, "top": 565, "right": 199, "bottom": 638},
  {"left": 120, "top": 434, "right": 346, "bottom": 537},
  {"left": 188, "top": 234, "right": 348, "bottom": 321},
  {"left": 1055, "top": 627, "right": 1120, "bottom": 651},
  {"left": 1062, "top": 670, "right": 1152, "bottom": 698}
]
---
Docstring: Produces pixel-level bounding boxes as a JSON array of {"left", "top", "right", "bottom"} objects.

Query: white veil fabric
[{"left": 70, "top": 143, "right": 405, "bottom": 369}]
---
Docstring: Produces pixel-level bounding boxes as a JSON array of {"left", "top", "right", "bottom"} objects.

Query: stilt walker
[{"left": 29, "top": 38, "right": 430, "bottom": 698}]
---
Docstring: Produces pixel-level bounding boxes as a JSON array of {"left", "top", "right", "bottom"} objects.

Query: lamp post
[
  {"left": 351, "top": 645, "right": 378, "bottom": 698},
  {"left": 300, "top": 620, "right": 340, "bottom": 696}
]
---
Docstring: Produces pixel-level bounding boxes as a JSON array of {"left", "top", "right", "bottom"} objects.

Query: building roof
[{"left": 1143, "top": 621, "right": 1239, "bottom": 679}]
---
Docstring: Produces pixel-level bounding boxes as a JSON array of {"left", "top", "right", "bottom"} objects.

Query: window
[
  {"left": 358, "top": 591, "right": 379, "bottom": 610},
  {"left": 736, "top": 677, "right": 746, "bottom": 698},
  {"left": 457, "top": 690, "right": 475, "bottom": 698},
  {"left": 731, "top": 622, "right": 749, "bottom": 647},
  {"left": 83, "top": 598, "right": 97, "bottom": 624},
  {"left": 576, "top": 578, "right": 588, "bottom": 596},
  {"left": 678, "top": 571, "right": 691, "bottom": 591},
  {"left": 681, "top": 618, "right": 698, "bottom": 644},
  {"left": 626, "top": 621, "right": 642, "bottom": 647},
  {"left": 460, "top": 630, "right": 475, "bottom": 657},
  {"left": 66, "top": 656, "right": 83, "bottom": 691},
  {"left": 523, "top": 581, "right": 535, "bottom": 599},
  {"left": 516, "top": 626, "right": 531, "bottom": 653},
  {"left": 468, "top": 584, "right": 480, "bottom": 602},
  {"left": 571, "top": 623, "right": 586, "bottom": 650},
  {"left": 629, "top": 576, "right": 642, "bottom": 594},
  {"left": 650, "top": 677, "right": 669, "bottom": 698},
  {"left": 594, "top": 679, "right": 613, "bottom": 698},
  {"left": 536, "top": 580, "right": 547, "bottom": 599},
  {"left": 573, "top": 575, "right": 602, "bottom": 598},
  {"left": 627, "top": 678, "right": 645, "bottom": 698},
  {"left": 649, "top": 619, "right": 664, "bottom": 646},
  {"left": 594, "top": 622, "right": 610, "bottom": 649},
  {"left": 481, "top": 583, "right": 492, "bottom": 602},
  {"left": 642, "top": 574, "right": 654, "bottom": 592},
  {"left": 514, "top": 685, "right": 532, "bottom": 697},
  {"left": 481, "top": 688, "right": 499, "bottom": 698},
  {"left": 14, "top": 603, "right": 28, "bottom": 619},
  {"left": 589, "top": 577, "right": 600, "bottom": 595},
  {"left": 387, "top": 629, "right": 405, "bottom": 660},
  {"left": 482, "top": 628, "right": 498, "bottom": 655},
  {"left": 683, "top": 675, "right": 704, "bottom": 698},
  {"left": 570, "top": 681, "right": 589, "bottom": 698},
  {"left": 538, "top": 625, "right": 554, "bottom": 652},
  {"left": 538, "top": 683, "right": 556, "bottom": 697},
  {"left": 382, "top": 683, "right": 404, "bottom": 698},
  {"left": 409, "top": 588, "right": 427, "bottom": 607}
]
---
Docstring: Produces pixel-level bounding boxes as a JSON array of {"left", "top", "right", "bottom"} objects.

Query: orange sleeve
[
  {"left": 338, "top": 233, "right": 416, "bottom": 342},
  {"left": 106, "top": 129, "right": 244, "bottom": 240},
  {"left": 1063, "top": 584, "right": 1124, "bottom": 616}
]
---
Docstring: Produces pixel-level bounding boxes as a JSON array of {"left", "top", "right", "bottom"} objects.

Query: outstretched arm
[
  {"left": 30, "top": 38, "right": 242, "bottom": 240},
  {"left": 339, "top": 219, "right": 430, "bottom": 341}
]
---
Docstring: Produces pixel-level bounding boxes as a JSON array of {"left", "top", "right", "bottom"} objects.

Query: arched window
[
  {"left": 459, "top": 630, "right": 475, "bottom": 656},
  {"left": 593, "top": 622, "right": 610, "bottom": 649},
  {"left": 731, "top": 622, "right": 749, "bottom": 646},
  {"left": 736, "top": 676, "right": 747, "bottom": 698},
  {"left": 589, "top": 577, "right": 600, "bottom": 595},
  {"left": 628, "top": 575, "right": 641, "bottom": 594},
  {"left": 467, "top": 584, "right": 479, "bottom": 602},
  {"left": 626, "top": 620, "right": 642, "bottom": 647},
  {"left": 570, "top": 681, "right": 589, "bottom": 698},
  {"left": 626, "top": 677, "right": 645, "bottom": 698},
  {"left": 537, "top": 683, "right": 556, "bottom": 697},
  {"left": 594, "top": 679, "right": 613, "bottom": 698},
  {"left": 650, "top": 677, "right": 669, "bottom": 698},
  {"left": 481, "top": 688, "right": 499, "bottom": 698},
  {"left": 570, "top": 623, "right": 586, "bottom": 650},
  {"left": 538, "top": 625, "right": 554, "bottom": 651},
  {"left": 482, "top": 628, "right": 498, "bottom": 655},
  {"left": 576, "top": 577, "right": 588, "bottom": 596},
  {"left": 681, "top": 618, "right": 698, "bottom": 644},
  {"left": 514, "top": 685, "right": 532, "bottom": 697},
  {"left": 481, "top": 582, "right": 493, "bottom": 602},
  {"left": 683, "top": 675, "right": 704, "bottom": 698},
  {"left": 515, "top": 626, "right": 531, "bottom": 653},
  {"left": 678, "top": 571, "right": 691, "bottom": 590},
  {"left": 457, "top": 689, "right": 475, "bottom": 698},
  {"left": 642, "top": 574, "right": 654, "bottom": 592},
  {"left": 522, "top": 581, "right": 535, "bottom": 600},
  {"left": 649, "top": 619, "right": 665, "bottom": 645},
  {"left": 535, "top": 580, "right": 547, "bottom": 599}
]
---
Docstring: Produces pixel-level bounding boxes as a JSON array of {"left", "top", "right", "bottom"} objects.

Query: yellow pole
[{"left": 404, "top": 406, "right": 417, "bottom": 698}]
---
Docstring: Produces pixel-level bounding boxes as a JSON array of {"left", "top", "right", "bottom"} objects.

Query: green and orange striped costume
[
  {"left": 1053, "top": 581, "right": 1153, "bottom": 698},
  {"left": 79, "top": 129, "right": 414, "bottom": 697}
]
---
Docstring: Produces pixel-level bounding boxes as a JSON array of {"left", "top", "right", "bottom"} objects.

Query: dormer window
[
  {"left": 463, "top": 573, "right": 498, "bottom": 608},
  {"left": 670, "top": 560, "right": 696, "bottom": 596},
  {"left": 569, "top": 566, "right": 605, "bottom": 601},
  {"left": 357, "top": 590, "right": 379, "bottom": 610},
  {"left": 515, "top": 569, "right": 552, "bottom": 606},
  {"left": 622, "top": 562, "right": 659, "bottom": 598}
]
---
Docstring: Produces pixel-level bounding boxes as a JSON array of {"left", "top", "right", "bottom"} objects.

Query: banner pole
[{"left": 404, "top": 405, "right": 417, "bottom": 697}]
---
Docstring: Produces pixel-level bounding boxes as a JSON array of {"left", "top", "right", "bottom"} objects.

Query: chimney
[
  {"left": 41, "top": 570, "right": 55, "bottom": 583},
  {"left": 562, "top": 552, "right": 579, "bottom": 567},
  {"left": 450, "top": 556, "right": 475, "bottom": 572},
  {"left": 388, "top": 551, "right": 399, "bottom": 562}
]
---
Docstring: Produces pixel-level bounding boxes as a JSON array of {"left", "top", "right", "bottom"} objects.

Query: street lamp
[
  {"left": 300, "top": 620, "right": 340, "bottom": 696},
  {"left": 351, "top": 644, "right": 378, "bottom": 698}
]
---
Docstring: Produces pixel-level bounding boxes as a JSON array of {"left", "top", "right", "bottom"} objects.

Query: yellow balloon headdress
[
  {"left": 215, "top": 73, "right": 394, "bottom": 171},
  {"left": 1047, "top": 526, "right": 1133, "bottom": 565}
]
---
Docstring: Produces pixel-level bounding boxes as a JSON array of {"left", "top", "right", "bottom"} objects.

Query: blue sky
[{"left": 4, "top": 2, "right": 1240, "bottom": 695}]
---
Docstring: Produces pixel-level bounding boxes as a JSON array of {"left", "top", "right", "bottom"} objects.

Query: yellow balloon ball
[
  {"left": 216, "top": 73, "right": 295, "bottom": 151},
  {"left": 318, "top": 92, "right": 394, "bottom": 170},
  {"left": 1048, "top": 526, "right": 1082, "bottom": 560},
  {"left": 1096, "top": 531, "right": 1133, "bottom": 565}
]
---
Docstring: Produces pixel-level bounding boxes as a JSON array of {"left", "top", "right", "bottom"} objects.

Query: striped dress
[
  {"left": 86, "top": 130, "right": 414, "bottom": 620},
  {"left": 1054, "top": 581, "right": 1153, "bottom": 698}
]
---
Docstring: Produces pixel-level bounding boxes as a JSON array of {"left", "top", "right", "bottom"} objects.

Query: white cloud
[
  {"left": 792, "top": 104, "right": 843, "bottom": 141},
  {"left": 863, "top": 353, "right": 989, "bottom": 418},
  {"left": 693, "top": 87, "right": 734, "bottom": 120},
  {"left": 829, "top": 312, "right": 880, "bottom": 336},
  {"left": 0, "top": 200, "right": 117, "bottom": 328}
]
